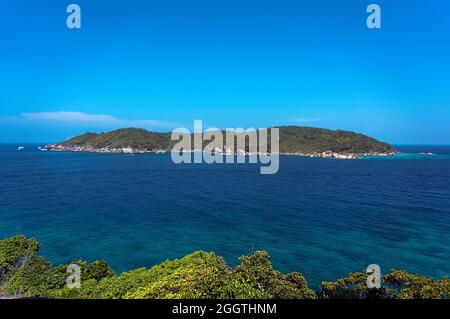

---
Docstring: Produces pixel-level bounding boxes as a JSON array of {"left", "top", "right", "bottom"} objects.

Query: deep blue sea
[{"left": 1, "top": 145, "right": 450, "bottom": 287}]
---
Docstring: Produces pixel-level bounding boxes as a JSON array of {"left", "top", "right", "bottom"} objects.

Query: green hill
[
  {"left": 277, "top": 126, "right": 394, "bottom": 153},
  {"left": 58, "top": 126, "right": 395, "bottom": 154},
  {"left": 62, "top": 128, "right": 172, "bottom": 151}
]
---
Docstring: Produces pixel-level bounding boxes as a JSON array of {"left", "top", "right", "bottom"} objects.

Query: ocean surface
[{"left": 1, "top": 145, "right": 450, "bottom": 287}]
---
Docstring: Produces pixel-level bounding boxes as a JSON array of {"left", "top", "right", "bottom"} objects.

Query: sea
[{"left": 1, "top": 145, "right": 449, "bottom": 287}]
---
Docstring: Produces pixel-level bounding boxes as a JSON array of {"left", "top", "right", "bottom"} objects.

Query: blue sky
[{"left": 0, "top": 0, "right": 449, "bottom": 144}]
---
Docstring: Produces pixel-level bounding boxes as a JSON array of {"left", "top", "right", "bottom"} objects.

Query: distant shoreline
[{"left": 40, "top": 144, "right": 398, "bottom": 160}]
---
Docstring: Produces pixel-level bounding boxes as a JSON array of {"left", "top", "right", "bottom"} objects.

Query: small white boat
[{"left": 18, "top": 146, "right": 25, "bottom": 151}]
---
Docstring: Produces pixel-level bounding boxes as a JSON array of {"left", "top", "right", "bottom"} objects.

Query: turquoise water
[
  {"left": 362, "top": 153, "right": 450, "bottom": 160},
  {"left": 1, "top": 145, "right": 449, "bottom": 287}
]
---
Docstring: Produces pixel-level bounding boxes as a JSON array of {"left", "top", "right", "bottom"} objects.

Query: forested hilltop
[
  {"left": 43, "top": 126, "right": 396, "bottom": 157},
  {"left": 277, "top": 126, "right": 394, "bottom": 154},
  {"left": 60, "top": 128, "right": 172, "bottom": 151},
  {"left": 1, "top": 235, "right": 448, "bottom": 299}
]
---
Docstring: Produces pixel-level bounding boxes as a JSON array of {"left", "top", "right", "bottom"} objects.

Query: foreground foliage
[{"left": 0, "top": 235, "right": 448, "bottom": 299}]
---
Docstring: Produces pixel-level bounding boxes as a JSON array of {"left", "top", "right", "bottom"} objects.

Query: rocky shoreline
[
  {"left": 41, "top": 144, "right": 167, "bottom": 154},
  {"left": 41, "top": 144, "right": 397, "bottom": 160},
  {"left": 282, "top": 150, "right": 398, "bottom": 160}
]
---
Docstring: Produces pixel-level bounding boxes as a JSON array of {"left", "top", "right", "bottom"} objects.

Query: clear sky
[{"left": 0, "top": 0, "right": 449, "bottom": 144}]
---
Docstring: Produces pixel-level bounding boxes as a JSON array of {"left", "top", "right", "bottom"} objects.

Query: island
[{"left": 41, "top": 126, "right": 397, "bottom": 159}]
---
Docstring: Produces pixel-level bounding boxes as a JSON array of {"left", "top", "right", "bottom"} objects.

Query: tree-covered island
[{"left": 42, "top": 126, "right": 397, "bottom": 160}]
